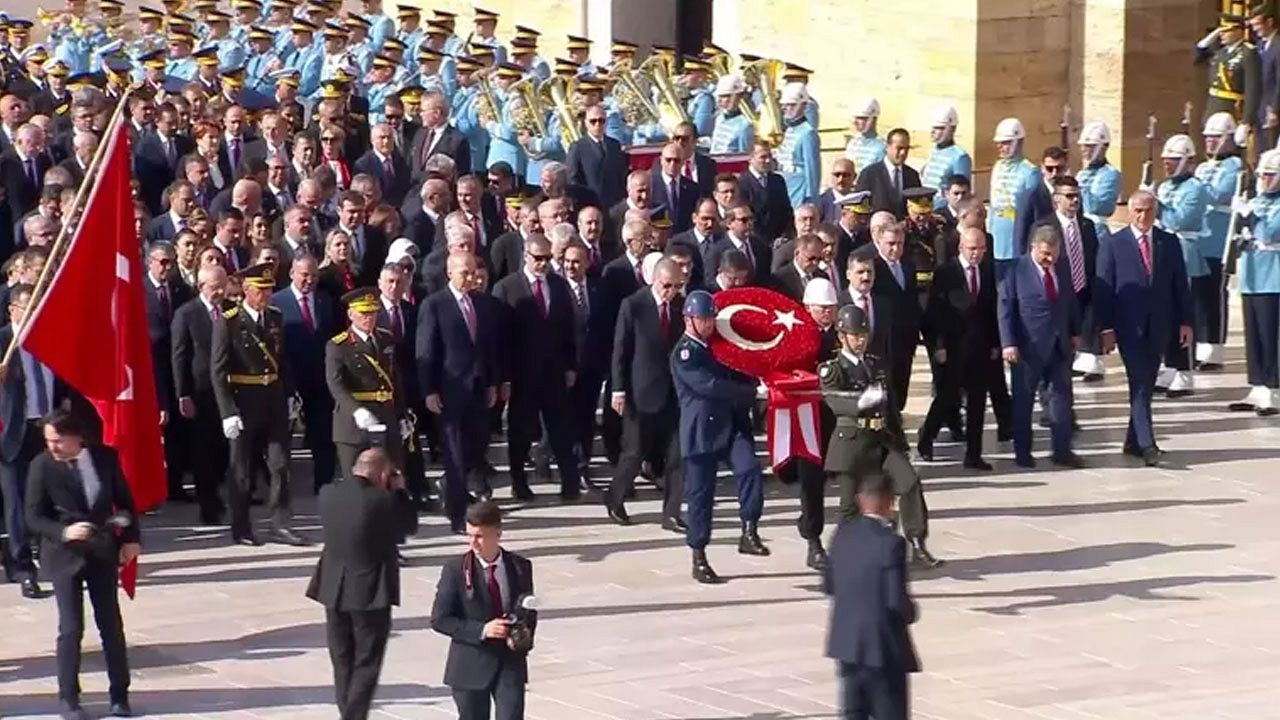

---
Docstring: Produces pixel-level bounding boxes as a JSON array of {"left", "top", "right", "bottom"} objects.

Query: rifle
[
  {"left": 1180, "top": 100, "right": 1192, "bottom": 137},
  {"left": 1140, "top": 114, "right": 1157, "bottom": 188},
  {"left": 1223, "top": 125, "right": 1257, "bottom": 277},
  {"left": 1060, "top": 104, "right": 1071, "bottom": 158}
]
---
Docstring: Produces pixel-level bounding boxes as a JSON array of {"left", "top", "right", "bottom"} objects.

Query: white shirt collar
[
  {"left": 243, "top": 304, "right": 261, "bottom": 322},
  {"left": 476, "top": 550, "right": 503, "bottom": 569},
  {"left": 351, "top": 326, "right": 370, "bottom": 342},
  {"left": 523, "top": 268, "right": 543, "bottom": 286},
  {"left": 448, "top": 283, "right": 468, "bottom": 302},
  {"left": 1130, "top": 225, "right": 1148, "bottom": 239},
  {"left": 291, "top": 284, "right": 310, "bottom": 303},
  {"left": 840, "top": 349, "right": 862, "bottom": 365},
  {"left": 380, "top": 295, "right": 398, "bottom": 311},
  {"left": 959, "top": 255, "right": 977, "bottom": 273}
]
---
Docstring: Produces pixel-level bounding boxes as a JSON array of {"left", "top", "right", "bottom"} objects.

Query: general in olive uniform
[
  {"left": 326, "top": 288, "right": 408, "bottom": 480},
  {"left": 1195, "top": 5, "right": 1260, "bottom": 126},
  {"left": 212, "top": 263, "right": 307, "bottom": 547},
  {"left": 819, "top": 304, "right": 942, "bottom": 569}
]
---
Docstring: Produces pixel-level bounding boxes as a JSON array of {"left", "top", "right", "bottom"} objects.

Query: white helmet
[
  {"left": 852, "top": 97, "right": 880, "bottom": 118},
  {"left": 1260, "top": 148, "right": 1280, "bottom": 175},
  {"left": 1077, "top": 120, "right": 1111, "bottom": 146},
  {"left": 1161, "top": 134, "right": 1196, "bottom": 159},
  {"left": 992, "top": 117, "right": 1025, "bottom": 142},
  {"left": 714, "top": 74, "right": 745, "bottom": 97},
  {"left": 930, "top": 105, "right": 958, "bottom": 128},
  {"left": 802, "top": 278, "right": 838, "bottom": 306},
  {"left": 1202, "top": 111, "right": 1237, "bottom": 137},
  {"left": 780, "top": 82, "right": 809, "bottom": 105}
]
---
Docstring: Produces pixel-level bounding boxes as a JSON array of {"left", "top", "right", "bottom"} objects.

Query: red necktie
[
  {"left": 1044, "top": 267, "right": 1058, "bottom": 304},
  {"left": 634, "top": 261, "right": 644, "bottom": 285},
  {"left": 383, "top": 156, "right": 395, "bottom": 181},
  {"left": 210, "top": 304, "right": 219, "bottom": 323},
  {"left": 469, "top": 215, "right": 483, "bottom": 248},
  {"left": 1138, "top": 233, "right": 1152, "bottom": 277},
  {"left": 462, "top": 294, "right": 477, "bottom": 341},
  {"left": 967, "top": 263, "right": 978, "bottom": 301},
  {"left": 534, "top": 278, "right": 547, "bottom": 317},
  {"left": 342, "top": 266, "right": 354, "bottom": 291},
  {"left": 486, "top": 564, "right": 504, "bottom": 619},
  {"left": 300, "top": 293, "right": 315, "bottom": 331},
  {"left": 389, "top": 303, "right": 402, "bottom": 341},
  {"left": 660, "top": 301, "right": 669, "bottom": 335},
  {"left": 682, "top": 159, "right": 693, "bottom": 180},
  {"left": 158, "top": 283, "right": 171, "bottom": 319}
]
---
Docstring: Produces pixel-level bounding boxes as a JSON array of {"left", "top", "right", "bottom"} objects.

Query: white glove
[
  {"left": 1232, "top": 195, "right": 1253, "bottom": 218},
  {"left": 1137, "top": 182, "right": 1154, "bottom": 194},
  {"left": 399, "top": 418, "right": 413, "bottom": 439},
  {"left": 857, "top": 383, "right": 885, "bottom": 411},
  {"left": 288, "top": 396, "right": 302, "bottom": 421},
  {"left": 222, "top": 416, "right": 244, "bottom": 439},
  {"left": 1197, "top": 26, "right": 1221, "bottom": 48},
  {"left": 1234, "top": 123, "right": 1251, "bottom": 147},
  {"left": 353, "top": 407, "right": 377, "bottom": 431}
]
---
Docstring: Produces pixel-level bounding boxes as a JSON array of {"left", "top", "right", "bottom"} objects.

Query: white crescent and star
[{"left": 716, "top": 305, "right": 803, "bottom": 352}]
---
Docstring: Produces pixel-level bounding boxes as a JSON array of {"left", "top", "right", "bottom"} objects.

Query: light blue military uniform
[
  {"left": 603, "top": 98, "right": 633, "bottom": 144},
  {"left": 364, "top": 11, "right": 394, "bottom": 50},
  {"left": 397, "top": 27, "right": 424, "bottom": 61},
  {"left": 214, "top": 35, "right": 246, "bottom": 71},
  {"left": 53, "top": 34, "right": 92, "bottom": 73},
  {"left": 284, "top": 41, "right": 323, "bottom": 97},
  {"left": 709, "top": 111, "right": 753, "bottom": 154},
  {"left": 920, "top": 142, "right": 972, "bottom": 210},
  {"left": 1195, "top": 154, "right": 1241, "bottom": 262},
  {"left": 348, "top": 41, "right": 374, "bottom": 75},
  {"left": 443, "top": 34, "right": 464, "bottom": 56},
  {"left": 167, "top": 55, "right": 198, "bottom": 81},
  {"left": 751, "top": 87, "right": 818, "bottom": 129},
  {"left": 470, "top": 36, "right": 506, "bottom": 65},
  {"left": 987, "top": 156, "right": 1041, "bottom": 262},
  {"left": 1240, "top": 192, "right": 1280, "bottom": 394},
  {"left": 524, "top": 112, "right": 564, "bottom": 188},
  {"left": 1157, "top": 174, "right": 1212, "bottom": 278},
  {"left": 686, "top": 86, "right": 715, "bottom": 137},
  {"left": 1240, "top": 193, "right": 1280, "bottom": 294},
  {"left": 777, "top": 118, "right": 820, "bottom": 207},
  {"left": 529, "top": 55, "right": 550, "bottom": 81},
  {"left": 453, "top": 86, "right": 491, "bottom": 172},
  {"left": 245, "top": 49, "right": 279, "bottom": 94},
  {"left": 272, "top": 26, "right": 293, "bottom": 56},
  {"left": 365, "top": 80, "right": 396, "bottom": 123},
  {"left": 416, "top": 57, "right": 457, "bottom": 98},
  {"left": 1077, "top": 162, "right": 1123, "bottom": 238},
  {"left": 484, "top": 88, "right": 527, "bottom": 178},
  {"left": 845, "top": 133, "right": 886, "bottom": 174}
]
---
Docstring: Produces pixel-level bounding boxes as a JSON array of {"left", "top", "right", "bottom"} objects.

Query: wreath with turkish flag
[{"left": 708, "top": 287, "right": 825, "bottom": 470}]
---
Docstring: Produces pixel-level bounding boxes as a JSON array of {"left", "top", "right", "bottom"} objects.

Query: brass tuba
[
  {"left": 707, "top": 54, "right": 758, "bottom": 126},
  {"left": 471, "top": 66, "right": 502, "bottom": 123},
  {"left": 507, "top": 77, "right": 549, "bottom": 137},
  {"left": 539, "top": 76, "right": 583, "bottom": 147},
  {"left": 741, "top": 58, "right": 786, "bottom": 147},
  {"left": 609, "top": 58, "right": 660, "bottom": 128},
  {"left": 637, "top": 54, "right": 690, "bottom": 135}
]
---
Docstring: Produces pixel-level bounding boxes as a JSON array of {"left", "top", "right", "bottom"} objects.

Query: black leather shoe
[
  {"left": 909, "top": 537, "right": 944, "bottom": 568},
  {"left": 1014, "top": 455, "right": 1036, "bottom": 469},
  {"left": 916, "top": 443, "right": 934, "bottom": 462},
  {"left": 805, "top": 539, "right": 828, "bottom": 571},
  {"left": 963, "top": 457, "right": 993, "bottom": 471},
  {"left": 1258, "top": 406, "right": 1280, "bottom": 417},
  {"left": 691, "top": 550, "right": 723, "bottom": 584},
  {"left": 1082, "top": 373, "right": 1104, "bottom": 383},
  {"left": 3, "top": 561, "right": 15, "bottom": 584},
  {"left": 272, "top": 527, "right": 309, "bottom": 546},
  {"left": 198, "top": 511, "right": 225, "bottom": 526},
  {"left": 1071, "top": 419, "right": 1082, "bottom": 432},
  {"left": 59, "top": 702, "right": 89, "bottom": 720},
  {"left": 233, "top": 534, "right": 263, "bottom": 547},
  {"left": 1198, "top": 362, "right": 1223, "bottom": 372},
  {"left": 1142, "top": 448, "right": 1162, "bottom": 467},
  {"left": 109, "top": 700, "right": 133, "bottom": 717},
  {"left": 997, "top": 429, "right": 1013, "bottom": 443},
  {"left": 1051, "top": 453, "right": 1085, "bottom": 469},
  {"left": 606, "top": 503, "right": 632, "bottom": 526},
  {"left": 660, "top": 515, "right": 687, "bottom": 533},
  {"left": 511, "top": 482, "right": 535, "bottom": 501},
  {"left": 737, "top": 521, "right": 770, "bottom": 556},
  {"left": 168, "top": 489, "right": 195, "bottom": 503},
  {"left": 21, "top": 578, "right": 52, "bottom": 599}
]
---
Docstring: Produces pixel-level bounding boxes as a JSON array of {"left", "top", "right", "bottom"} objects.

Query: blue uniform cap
[{"left": 684, "top": 290, "right": 716, "bottom": 318}]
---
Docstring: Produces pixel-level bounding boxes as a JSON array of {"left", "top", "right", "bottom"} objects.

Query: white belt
[
  {"left": 1178, "top": 230, "right": 1209, "bottom": 239},
  {"left": 1208, "top": 204, "right": 1232, "bottom": 213}
]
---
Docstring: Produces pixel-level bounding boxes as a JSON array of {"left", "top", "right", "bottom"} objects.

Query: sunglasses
[
  {"left": 1056, "top": 192, "right": 1080, "bottom": 199},
  {"left": 661, "top": 156, "right": 681, "bottom": 163},
  {"left": 385, "top": 113, "right": 403, "bottom": 120},
  {"left": 673, "top": 134, "right": 694, "bottom": 142},
  {"left": 528, "top": 253, "right": 551, "bottom": 262},
  {"left": 586, "top": 117, "right": 605, "bottom": 125},
  {"left": 321, "top": 136, "right": 339, "bottom": 142},
  {"left": 832, "top": 170, "right": 851, "bottom": 177}
]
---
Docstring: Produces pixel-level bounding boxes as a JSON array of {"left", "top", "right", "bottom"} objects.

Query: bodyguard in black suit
[
  {"left": 143, "top": 243, "right": 195, "bottom": 502},
  {"left": 708, "top": 203, "right": 774, "bottom": 286},
  {"left": 668, "top": 198, "right": 723, "bottom": 288},
  {"left": 491, "top": 236, "right": 582, "bottom": 499},
  {"left": 133, "top": 114, "right": 195, "bottom": 215},
  {"left": 853, "top": 129, "right": 921, "bottom": 220},
  {"left": 649, "top": 143, "right": 700, "bottom": 233},
  {"left": 353, "top": 124, "right": 412, "bottom": 206},
  {"left": 1033, "top": 175, "right": 1100, "bottom": 361},
  {"left": 566, "top": 105, "right": 628, "bottom": 209},
  {"left": 771, "top": 234, "right": 828, "bottom": 302},
  {"left": 868, "top": 222, "right": 921, "bottom": 411},
  {"left": 430, "top": 501, "right": 536, "bottom": 720},
  {"left": 1013, "top": 147, "right": 1066, "bottom": 255},
  {"left": 561, "top": 244, "right": 612, "bottom": 475},
  {"left": 823, "top": 476, "right": 919, "bottom": 720},
  {"left": 736, "top": 142, "right": 794, "bottom": 243},
  {"left": 306, "top": 448, "right": 401, "bottom": 720},
  {"left": 25, "top": 411, "right": 141, "bottom": 720}
]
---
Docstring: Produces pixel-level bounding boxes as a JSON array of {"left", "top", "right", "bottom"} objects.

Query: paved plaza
[{"left": 4, "top": 337, "right": 1280, "bottom": 720}]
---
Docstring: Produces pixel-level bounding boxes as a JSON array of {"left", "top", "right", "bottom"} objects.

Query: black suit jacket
[
  {"left": 837, "top": 288, "right": 896, "bottom": 360},
  {"left": 408, "top": 124, "right": 471, "bottom": 182},
  {"left": 133, "top": 131, "right": 195, "bottom": 215},
  {"left": 854, "top": 160, "right": 921, "bottom": 219},
  {"left": 169, "top": 297, "right": 221, "bottom": 403},
  {"left": 648, "top": 169, "right": 699, "bottom": 233},
  {"left": 143, "top": 277, "right": 194, "bottom": 409},
  {"left": 306, "top": 476, "right": 400, "bottom": 611},
  {"left": 416, "top": 286, "right": 502, "bottom": 404},
  {"left": 354, "top": 149, "right": 412, "bottom": 206},
  {"left": 736, "top": 170, "right": 793, "bottom": 242},
  {"left": 488, "top": 231, "right": 526, "bottom": 281},
  {"left": 491, "top": 272, "right": 578, "bottom": 386},
  {"left": 923, "top": 258, "right": 1000, "bottom": 363},
  {"left": 271, "top": 287, "right": 339, "bottom": 397},
  {"left": 569, "top": 276, "right": 612, "bottom": 378},
  {"left": 611, "top": 287, "right": 684, "bottom": 415},
  {"left": 241, "top": 138, "right": 290, "bottom": 170},
  {"left": 668, "top": 228, "right": 722, "bottom": 289},
  {"left": 1014, "top": 181, "right": 1055, "bottom": 256},
  {"left": 0, "top": 150, "right": 52, "bottom": 221},
  {"left": 1033, "top": 213, "right": 1099, "bottom": 305},
  {"left": 56, "top": 156, "right": 87, "bottom": 188},
  {"left": 708, "top": 234, "right": 773, "bottom": 286},
  {"left": 24, "top": 445, "right": 141, "bottom": 581},
  {"left": 823, "top": 515, "right": 920, "bottom": 672},
  {"left": 772, "top": 263, "right": 827, "bottom": 303},
  {"left": 600, "top": 253, "right": 643, "bottom": 315},
  {"left": 430, "top": 549, "right": 536, "bottom": 690},
  {"left": 567, "top": 135, "right": 628, "bottom": 208},
  {"left": 0, "top": 325, "right": 69, "bottom": 462},
  {"left": 872, "top": 256, "right": 921, "bottom": 352}
]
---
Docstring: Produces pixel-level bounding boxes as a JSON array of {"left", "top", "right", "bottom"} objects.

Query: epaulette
[
  {"left": 331, "top": 331, "right": 349, "bottom": 344},
  {"left": 265, "top": 305, "right": 282, "bottom": 314},
  {"left": 222, "top": 306, "right": 240, "bottom": 318}
]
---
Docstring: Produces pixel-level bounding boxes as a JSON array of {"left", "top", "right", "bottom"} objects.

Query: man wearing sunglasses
[{"left": 567, "top": 104, "right": 627, "bottom": 208}]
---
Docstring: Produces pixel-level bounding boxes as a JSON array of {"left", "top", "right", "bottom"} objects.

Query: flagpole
[{"left": 0, "top": 86, "right": 136, "bottom": 379}]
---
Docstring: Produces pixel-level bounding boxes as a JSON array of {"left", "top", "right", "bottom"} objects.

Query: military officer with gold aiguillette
[
  {"left": 212, "top": 263, "right": 308, "bottom": 547},
  {"left": 1195, "top": 2, "right": 1261, "bottom": 130},
  {"left": 820, "top": 304, "right": 942, "bottom": 569},
  {"left": 325, "top": 288, "right": 407, "bottom": 481}
]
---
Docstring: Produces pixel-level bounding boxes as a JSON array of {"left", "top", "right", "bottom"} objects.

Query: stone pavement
[{"left": 4, "top": 341, "right": 1280, "bottom": 720}]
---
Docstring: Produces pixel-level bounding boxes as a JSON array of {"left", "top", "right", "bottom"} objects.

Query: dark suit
[
  {"left": 668, "top": 228, "right": 721, "bottom": 289},
  {"left": 218, "top": 135, "right": 251, "bottom": 183},
  {"left": 687, "top": 152, "right": 716, "bottom": 199},
  {"left": 1094, "top": 226, "right": 1192, "bottom": 452},
  {"left": 1013, "top": 181, "right": 1055, "bottom": 256},
  {"left": 241, "top": 138, "right": 290, "bottom": 170},
  {"left": 648, "top": 169, "right": 699, "bottom": 233},
  {"left": 272, "top": 287, "right": 339, "bottom": 490},
  {"left": 823, "top": 515, "right": 919, "bottom": 720},
  {"left": 306, "top": 476, "right": 400, "bottom": 720},
  {"left": 430, "top": 549, "right": 536, "bottom": 720},
  {"left": 488, "top": 231, "right": 527, "bottom": 281},
  {"left": 417, "top": 286, "right": 501, "bottom": 527},
  {"left": 133, "top": 131, "right": 194, "bottom": 215},
  {"left": 708, "top": 234, "right": 773, "bottom": 286},
  {"left": 408, "top": 124, "right": 470, "bottom": 182},
  {"left": 872, "top": 256, "right": 921, "bottom": 410},
  {"left": 354, "top": 149, "right": 412, "bottom": 206},
  {"left": 564, "top": 276, "right": 612, "bottom": 468},
  {"left": 492, "top": 271, "right": 582, "bottom": 495},
  {"left": 566, "top": 135, "right": 628, "bottom": 208},
  {"left": 144, "top": 276, "right": 194, "bottom": 499},
  {"left": 1034, "top": 213, "right": 1100, "bottom": 352},
  {"left": 170, "top": 297, "right": 229, "bottom": 521},
  {"left": 0, "top": 150, "right": 53, "bottom": 221},
  {"left": 772, "top": 263, "right": 827, "bottom": 303},
  {"left": 56, "top": 155, "right": 87, "bottom": 188},
  {"left": 145, "top": 212, "right": 185, "bottom": 244},
  {"left": 854, "top": 160, "right": 921, "bottom": 219},
  {"left": 607, "top": 288, "right": 685, "bottom": 517},
  {"left": 25, "top": 445, "right": 139, "bottom": 708},
  {"left": 1258, "top": 34, "right": 1280, "bottom": 147},
  {"left": 736, "top": 169, "right": 793, "bottom": 242},
  {"left": 998, "top": 255, "right": 1080, "bottom": 461}
]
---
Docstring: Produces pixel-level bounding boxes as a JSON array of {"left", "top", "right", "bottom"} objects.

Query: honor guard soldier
[
  {"left": 988, "top": 117, "right": 1041, "bottom": 279},
  {"left": 844, "top": 97, "right": 886, "bottom": 173},
  {"left": 1194, "top": 111, "right": 1243, "bottom": 369},
  {"left": 781, "top": 63, "right": 819, "bottom": 129},
  {"left": 326, "top": 288, "right": 407, "bottom": 479},
  {"left": 211, "top": 263, "right": 308, "bottom": 547},
  {"left": 1075, "top": 121, "right": 1123, "bottom": 238},
  {"left": 778, "top": 82, "right": 821, "bottom": 207},
  {"left": 671, "top": 290, "right": 769, "bottom": 584},
  {"left": 1196, "top": 3, "right": 1260, "bottom": 132},
  {"left": 1228, "top": 148, "right": 1280, "bottom": 415},
  {"left": 709, "top": 73, "right": 754, "bottom": 154},
  {"left": 920, "top": 105, "right": 973, "bottom": 210},
  {"left": 1155, "top": 134, "right": 1211, "bottom": 397},
  {"left": 819, "top": 304, "right": 942, "bottom": 568}
]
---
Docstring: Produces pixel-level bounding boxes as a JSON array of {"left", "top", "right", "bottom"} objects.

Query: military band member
[
  {"left": 566, "top": 34, "right": 596, "bottom": 78},
  {"left": 988, "top": 117, "right": 1041, "bottom": 279},
  {"left": 843, "top": 97, "right": 885, "bottom": 173},
  {"left": 211, "top": 263, "right": 308, "bottom": 547},
  {"left": 1155, "top": 134, "right": 1210, "bottom": 398},
  {"left": 778, "top": 82, "right": 820, "bottom": 207},
  {"left": 1228, "top": 148, "right": 1280, "bottom": 416},
  {"left": 470, "top": 7, "right": 507, "bottom": 65},
  {"left": 166, "top": 29, "right": 199, "bottom": 82},
  {"left": 483, "top": 62, "right": 527, "bottom": 182},
  {"left": 365, "top": 55, "right": 399, "bottom": 124},
  {"left": 920, "top": 105, "right": 972, "bottom": 211},
  {"left": 320, "top": 21, "right": 352, "bottom": 83},
  {"left": 285, "top": 18, "right": 324, "bottom": 98},
  {"left": 513, "top": 26, "right": 550, "bottom": 80},
  {"left": 326, "top": 288, "right": 407, "bottom": 481},
  {"left": 681, "top": 56, "right": 715, "bottom": 138},
  {"left": 418, "top": 23, "right": 458, "bottom": 92},
  {"left": 1194, "top": 111, "right": 1242, "bottom": 369},
  {"left": 1195, "top": 5, "right": 1259, "bottom": 131},
  {"left": 819, "top": 304, "right": 942, "bottom": 568},
  {"left": 231, "top": 0, "right": 261, "bottom": 44},
  {"left": 341, "top": 13, "right": 374, "bottom": 75},
  {"left": 395, "top": 5, "right": 424, "bottom": 61},
  {"left": 359, "top": 0, "right": 394, "bottom": 51},
  {"left": 207, "top": 9, "right": 246, "bottom": 71},
  {"left": 709, "top": 73, "right": 754, "bottom": 155}
]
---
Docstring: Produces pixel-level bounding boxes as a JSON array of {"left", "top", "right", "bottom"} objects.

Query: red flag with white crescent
[{"left": 17, "top": 115, "right": 165, "bottom": 597}]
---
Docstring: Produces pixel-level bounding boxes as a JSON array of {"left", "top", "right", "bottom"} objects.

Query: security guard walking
[
  {"left": 671, "top": 290, "right": 769, "bottom": 584},
  {"left": 325, "top": 288, "right": 407, "bottom": 480},
  {"left": 819, "top": 304, "right": 943, "bottom": 569},
  {"left": 212, "top": 263, "right": 308, "bottom": 547}
]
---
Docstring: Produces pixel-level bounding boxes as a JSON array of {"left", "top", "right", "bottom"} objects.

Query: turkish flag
[{"left": 18, "top": 118, "right": 165, "bottom": 597}]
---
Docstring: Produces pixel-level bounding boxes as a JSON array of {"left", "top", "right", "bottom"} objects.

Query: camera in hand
[
  {"left": 506, "top": 593, "right": 539, "bottom": 653},
  {"left": 66, "top": 512, "right": 132, "bottom": 556}
]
